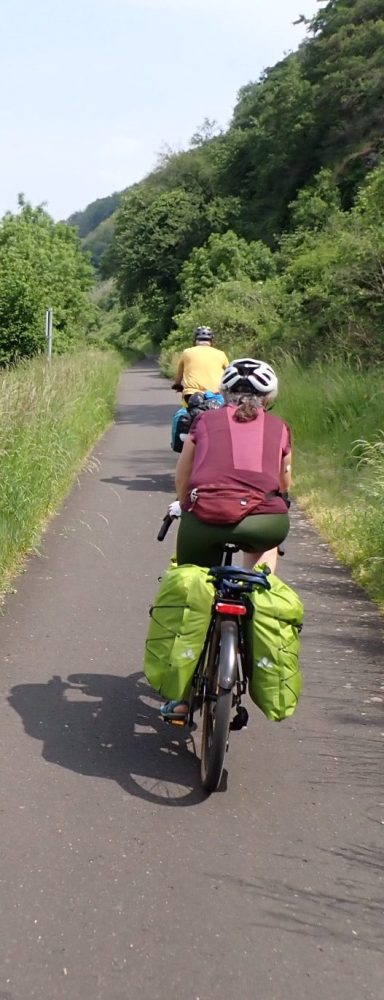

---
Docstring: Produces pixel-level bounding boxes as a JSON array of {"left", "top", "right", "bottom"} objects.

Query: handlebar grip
[{"left": 157, "top": 514, "right": 174, "bottom": 541}]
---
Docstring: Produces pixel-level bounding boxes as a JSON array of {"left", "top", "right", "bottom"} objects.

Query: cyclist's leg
[
  {"left": 176, "top": 511, "right": 227, "bottom": 567},
  {"left": 177, "top": 511, "right": 289, "bottom": 569},
  {"left": 243, "top": 547, "right": 278, "bottom": 572},
  {"left": 231, "top": 514, "right": 289, "bottom": 572}
]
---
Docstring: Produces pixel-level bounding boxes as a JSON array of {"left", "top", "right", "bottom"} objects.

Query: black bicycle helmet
[{"left": 194, "top": 326, "right": 214, "bottom": 343}]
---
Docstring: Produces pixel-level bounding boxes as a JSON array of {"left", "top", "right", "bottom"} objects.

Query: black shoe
[{"left": 230, "top": 706, "right": 249, "bottom": 731}]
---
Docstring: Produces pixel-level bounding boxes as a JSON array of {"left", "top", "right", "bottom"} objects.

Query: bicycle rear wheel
[{"left": 200, "top": 620, "right": 237, "bottom": 793}]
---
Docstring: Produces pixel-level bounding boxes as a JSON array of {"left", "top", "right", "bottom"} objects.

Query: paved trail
[{"left": 0, "top": 363, "right": 383, "bottom": 1000}]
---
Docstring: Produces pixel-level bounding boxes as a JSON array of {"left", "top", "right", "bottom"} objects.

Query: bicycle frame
[
  {"left": 189, "top": 564, "right": 268, "bottom": 726},
  {"left": 156, "top": 511, "right": 272, "bottom": 791}
]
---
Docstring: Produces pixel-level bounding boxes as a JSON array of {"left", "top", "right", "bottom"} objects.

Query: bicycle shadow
[{"left": 8, "top": 671, "right": 211, "bottom": 807}]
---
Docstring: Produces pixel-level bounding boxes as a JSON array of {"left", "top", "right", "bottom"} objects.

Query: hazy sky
[{"left": 0, "top": 0, "right": 320, "bottom": 220}]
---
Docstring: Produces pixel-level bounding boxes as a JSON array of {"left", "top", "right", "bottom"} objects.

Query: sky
[{"left": 0, "top": 0, "right": 320, "bottom": 220}]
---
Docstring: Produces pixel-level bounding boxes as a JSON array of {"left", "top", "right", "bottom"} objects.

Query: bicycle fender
[{"left": 218, "top": 620, "right": 238, "bottom": 690}]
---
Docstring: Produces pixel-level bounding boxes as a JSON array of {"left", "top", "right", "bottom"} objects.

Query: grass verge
[
  {"left": 0, "top": 350, "right": 122, "bottom": 592},
  {"left": 277, "top": 358, "right": 384, "bottom": 606}
]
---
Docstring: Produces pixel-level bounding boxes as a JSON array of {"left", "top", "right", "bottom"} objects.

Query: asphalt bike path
[{"left": 0, "top": 362, "right": 382, "bottom": 1000}]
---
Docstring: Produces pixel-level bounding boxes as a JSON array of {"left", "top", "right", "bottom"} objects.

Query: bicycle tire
[{"left": 200, "top": 621, "right": 236, "bottom": 793}]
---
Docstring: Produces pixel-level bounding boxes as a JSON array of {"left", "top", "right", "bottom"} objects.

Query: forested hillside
[
  {"left": 85, "top": 0, "right": 384, "bottom": 364},
  {"left": 67, "top": 192, "right": 122, "bottom": 238},
  {"left": 67, "top": 191, "right": 124, "bottom": 268}
]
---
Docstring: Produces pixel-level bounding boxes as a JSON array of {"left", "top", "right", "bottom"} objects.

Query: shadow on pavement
[
  {"left": 8, "top": 672, "right": 209, "bottom": 808},
  {"left": 101, "top": 473, "right": 176, "bottom": 493},
  {"left": 211, "top": 866, "right": 383, "bottom": 953},
  {"left": 115, "top": 402, "right": 175, "bottom": 427}
]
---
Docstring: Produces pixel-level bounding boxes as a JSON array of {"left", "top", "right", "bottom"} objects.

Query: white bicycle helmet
[{"left": 221, "top": 358, "right": 278, "bottom": 398}]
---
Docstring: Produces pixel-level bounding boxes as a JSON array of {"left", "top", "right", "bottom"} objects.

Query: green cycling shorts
[{"left": 176, "top": 510, "right": 289, "bottom": 568}]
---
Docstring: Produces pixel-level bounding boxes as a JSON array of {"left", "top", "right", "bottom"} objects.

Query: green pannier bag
[
  {"left": 248, "top": 566, "right": 304, "bottom": 721},
  {"left": 144, "top": 561, "right": 214, "bottom": 702}
]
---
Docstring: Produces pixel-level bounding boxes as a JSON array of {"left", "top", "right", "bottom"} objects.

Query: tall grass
[
  {"left": 277, "top": 358, "right": 384, "bottom": 604},
  {"left": 0, "top": 350, "right": 121, "bottom": 588}
]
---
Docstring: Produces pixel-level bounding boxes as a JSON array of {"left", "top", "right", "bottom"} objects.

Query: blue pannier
[
  {"left": 171, "top": 391, "right": 224, "bottom": 453},
  {"left": 171, "top": 408, "right": 192, "bottom": 453}
]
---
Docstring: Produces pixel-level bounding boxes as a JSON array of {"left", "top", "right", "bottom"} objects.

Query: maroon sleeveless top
[{"left": 186, "top": 405, "right": 291, "bottom": 515}]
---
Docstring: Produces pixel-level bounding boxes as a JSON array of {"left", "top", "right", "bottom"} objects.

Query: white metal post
[{"left": 45, "top": 308, "right": 53, "bottom": 359}]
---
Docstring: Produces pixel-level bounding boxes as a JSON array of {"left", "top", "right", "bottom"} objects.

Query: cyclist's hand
[
  {"left": 172, "top": 382, "right": 183, "bottom": 391},
  {"left": 168, "top": 500, "right": 182, "bottom": 518}
]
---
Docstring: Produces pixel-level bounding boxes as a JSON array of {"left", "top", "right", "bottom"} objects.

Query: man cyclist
[{"left": 172, "top": 326, "right": 229, "bottom": 404}]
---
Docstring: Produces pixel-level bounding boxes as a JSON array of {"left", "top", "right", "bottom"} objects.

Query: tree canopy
[
  {"left": 0, "top": 199, "right": 94, "bottom": 364},
  {"left": 97, "top": 0, "right": 383, "bottom": 362}
]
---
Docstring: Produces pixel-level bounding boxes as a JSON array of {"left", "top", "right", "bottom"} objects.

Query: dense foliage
[
  {"left": 82, "top": 215, "right": 116, "bottom": 268},
  {"left": 0, "top": 198, "right": 95, "bottom": 365},
  {"left": 81, "top": 0, "right": 384, "bottom": 364},
  {"left": 67, "top": 191, "right": 122, "bottom": 238}
]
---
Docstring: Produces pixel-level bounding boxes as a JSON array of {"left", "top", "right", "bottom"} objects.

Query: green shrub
[
  {"left": 177, "top": 231, "right": 275, "bottom": 307},
  {"left": 0, "top": 199, "right": 94, "bottom": 364}
]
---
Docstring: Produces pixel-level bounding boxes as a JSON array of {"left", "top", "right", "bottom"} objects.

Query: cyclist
[
  {"left": 160, "top": 358, "right": 291, "bottom": 723},
  {"left": 176, "top": 358, "right": 291, "bottom": 570},
  {"left": 172, "top": 326, "right": 229, "bottom": 404}
]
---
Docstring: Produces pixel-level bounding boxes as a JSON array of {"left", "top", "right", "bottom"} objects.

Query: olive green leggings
[{"left": 176, "top": 510, "right": 289, "bottom": 568}]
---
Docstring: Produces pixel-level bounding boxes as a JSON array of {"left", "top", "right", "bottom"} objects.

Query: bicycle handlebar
[{"left": 157, "top": 513, "right": 175, "bottom": 541}]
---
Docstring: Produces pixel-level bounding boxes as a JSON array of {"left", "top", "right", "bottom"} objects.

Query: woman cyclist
[{"left": 160, "top": 357, "right": 292, "bottom": 723}]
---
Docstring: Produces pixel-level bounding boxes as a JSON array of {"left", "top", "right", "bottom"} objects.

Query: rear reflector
[{"left": 215, "top": 602, "right": 247, "bottom": 616}]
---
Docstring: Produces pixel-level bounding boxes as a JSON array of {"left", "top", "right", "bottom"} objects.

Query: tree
[
  {"left": 221, "top": 55, "right": 318, "bottom": 243},
  {"left": 103, "top": 0, "right": 384, "bottom": 354},
  {"left": 113, "top": 186, "right": 207, "bottom": 301},
  {"left": 190, "top": 118, "right": 221, "bottom": 147},
  {"left": 277, "top": 160, "right": 384, "bottom": 361},
  {"left": 0, "top": 199, "right": 94, "bottom": 364},
  {"left": 288, "top": 169, "right": 341, "bottom": 233},
  {"left": 178, "top": 230, "right": 275, "bottom": 307},
  {"left": 303, "top": 0, "right": 384, "bottom": 158}
]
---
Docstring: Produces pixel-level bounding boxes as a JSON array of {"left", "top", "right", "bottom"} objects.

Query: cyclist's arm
[
  {"left": 222, "top": 353, "right": 229, "bottom": 368},
  {"left": 280, "top": 450, "right": 292, "bottom": 493},
  {"left": 174, "top": 355, "right": 184, "bottom": 386},
  {"left": 175, "top": 436, "right": 195, "bottom": 503}
]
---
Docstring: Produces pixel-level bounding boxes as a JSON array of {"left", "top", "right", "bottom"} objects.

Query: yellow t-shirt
[{"left": 177, "top": 346, "right": 229, "bottom": 395}]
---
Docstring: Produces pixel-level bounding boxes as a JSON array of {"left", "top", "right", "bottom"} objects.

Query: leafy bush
[
  {"left": 0, "top": 199, "right": 94, "bottom": 364},
  {"left": 177, "top": 230, "right": 275, "bottom": 307},
  {"left": 278, "top": 163, "right": 384, "bottom": 361},
  {"left": 160, "top": 269, "right": 302, "bottom": 378}
]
